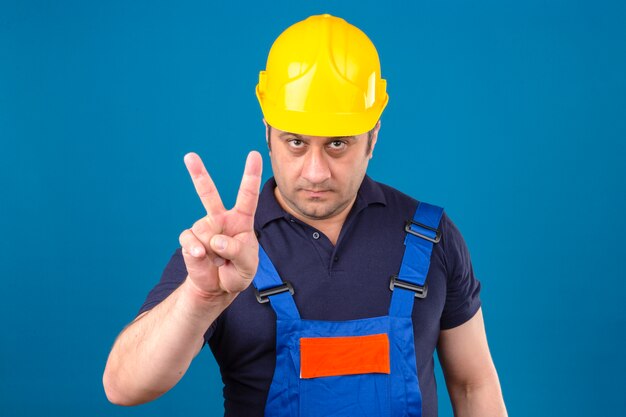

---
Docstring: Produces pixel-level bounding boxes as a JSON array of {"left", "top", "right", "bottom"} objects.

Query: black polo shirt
[{"left": 139, "top": 175, "right": 481, "bottom": 417}]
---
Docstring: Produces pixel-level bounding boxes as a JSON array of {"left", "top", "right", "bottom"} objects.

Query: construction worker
[{"left": 104, "top": 14, "right": 507, "bottom": 417}]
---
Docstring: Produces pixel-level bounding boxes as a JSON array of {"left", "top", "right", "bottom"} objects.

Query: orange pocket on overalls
[{"left": 299, "top": 333, "right": 391, "bottom": 379}]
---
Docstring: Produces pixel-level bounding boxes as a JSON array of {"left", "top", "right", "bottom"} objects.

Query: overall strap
[
  {"left": 389, "top": 202, "right": 444, "bottom": 318},
  {"left": 252, "top": 245, "right": 301, "bottom": 320}
]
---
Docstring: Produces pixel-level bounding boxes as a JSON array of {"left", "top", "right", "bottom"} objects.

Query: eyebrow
[{"left": 277, "top": 131, "right": 357, "bottom": 140}]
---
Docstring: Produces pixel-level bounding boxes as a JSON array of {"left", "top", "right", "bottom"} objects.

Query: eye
[
  {"left": 328, "top": 140, "right": 347, "bottom": 151},
  {"left": 287, "top": 139, "right": 304, "bottom": 148},
  {"left": 287, "top": 138, "right": 305, "bottom": 152}
]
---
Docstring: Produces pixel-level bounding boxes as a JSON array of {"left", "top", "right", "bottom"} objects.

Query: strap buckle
[
  {"left": 255, "top": 282, "right": 294, "bottom": 304},
  {"left": 405, "top": 219, "right": 441, "bottom": 244},
  {"left": 389, "top": 275, "right": 428, "bottom": 299}
]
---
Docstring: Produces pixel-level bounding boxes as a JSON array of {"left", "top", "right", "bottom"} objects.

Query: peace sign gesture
[{"left": 179, "top": 151, "right": 263, "bottom": 299}]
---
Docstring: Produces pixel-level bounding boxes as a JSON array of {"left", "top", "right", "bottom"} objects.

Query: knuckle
[
  {"left": 193, "top": 215, "right": 222, "bottom": 236},
  {"left": 197, "top": 188, "right": 214, "bottom": 200},
  {"left": 196, "top": 176, "right": 215, "bottom": 195},
  {"left": 239, "top": 187, "right": 257, "bottom": 200},
  {"left": 192, "top": 219, "right": 206, "bottom": 235},
  {"left": 234, "top": 206, "right": 254, "bottom": 218},
  {"left": 227, "top": 239, "right": 240, "bottom": 256},
  {"left": 179, "top": 229, "right": 191, "bottom": 245}
]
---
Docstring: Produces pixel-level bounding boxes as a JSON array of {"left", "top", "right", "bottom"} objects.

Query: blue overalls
[{"left": 252, "top": 202, "right": 444, "bottom": 417}]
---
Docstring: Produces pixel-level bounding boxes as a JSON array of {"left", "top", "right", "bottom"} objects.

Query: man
[{"left": 104, "top": 14, "right": 507, "bottom": 417}]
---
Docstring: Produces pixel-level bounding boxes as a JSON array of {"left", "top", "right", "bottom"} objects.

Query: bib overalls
[{"left": 252, "top": 202, "right": 443, "bottom": 417}]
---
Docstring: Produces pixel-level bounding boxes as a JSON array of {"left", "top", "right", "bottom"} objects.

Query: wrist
[{"left": 180, "top": 277, "right": 236, "bottom": 312}]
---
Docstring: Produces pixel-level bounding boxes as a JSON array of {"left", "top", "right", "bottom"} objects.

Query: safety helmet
[{"left": 256, "top": 14, "right": 388, "bottom": 137}]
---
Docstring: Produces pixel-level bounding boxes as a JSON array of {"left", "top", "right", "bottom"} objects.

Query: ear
[
  {"left": 368, "top": 120, "right": 381, "bottom": 159},
  {"left": 263, "top": 119, "right": 271, "bottom": 152}
]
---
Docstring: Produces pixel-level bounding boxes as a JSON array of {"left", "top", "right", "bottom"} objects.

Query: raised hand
[{"left": 179, "top": 151, "right": 263, "bottom": 298}]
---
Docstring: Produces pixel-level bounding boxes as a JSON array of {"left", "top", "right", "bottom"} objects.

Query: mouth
[{"left": 301, "top": 189, "right": 331, "bottom": 198}]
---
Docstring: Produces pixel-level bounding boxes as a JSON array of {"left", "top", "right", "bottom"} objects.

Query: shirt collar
[{"left": 255, "top": 175, "right": 387, "bottom": 229}]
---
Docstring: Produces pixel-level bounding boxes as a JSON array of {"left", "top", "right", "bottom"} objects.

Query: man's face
[{"left": 266, "top": 122, "right": 379, "bottom": 222}]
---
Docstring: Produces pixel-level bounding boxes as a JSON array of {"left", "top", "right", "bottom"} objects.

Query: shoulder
[
  {"left": 370, "top": 178, "right": 418, "bottom": 208},
  {"left": 367, "top": 178, "right": 468, "bottom": 264},
  {"left": 369, "top": 178, "right": 450, "bottom": 228}
]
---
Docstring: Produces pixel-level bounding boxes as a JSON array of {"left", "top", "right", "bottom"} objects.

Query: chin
[{"left": 301, "top": 205, "right": 341, "bottom": 220}]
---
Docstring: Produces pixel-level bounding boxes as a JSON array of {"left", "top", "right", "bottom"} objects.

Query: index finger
[{"left": 184, "top": 152, "right": 226, "bottom": 215}]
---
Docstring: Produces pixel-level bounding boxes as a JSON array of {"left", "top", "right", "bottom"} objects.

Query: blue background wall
[{"left": 1, "top": 1, "right": 625, "bottom": 416}]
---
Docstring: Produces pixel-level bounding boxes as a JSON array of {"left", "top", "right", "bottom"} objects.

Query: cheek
[
  {"left": 270, "top": 152, "right": 300, "bottom": 184},
  {"left": 342, "top": 159, "right": 370, "bottom": 191}
]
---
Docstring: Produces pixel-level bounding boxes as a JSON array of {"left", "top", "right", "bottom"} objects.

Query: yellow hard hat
[{"left": 256, "top": 14, "right": 389, "bottom": 137}]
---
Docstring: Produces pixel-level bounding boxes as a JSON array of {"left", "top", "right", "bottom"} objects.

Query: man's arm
[
  {"left": 103, "top": 151, "right": 262, "bottom": 405},
  {"left": 437, "top": 308, "right": 508, "bottom": 417},
  {"left": 102, "top": 280, "right": 233, "bottom": 405}
]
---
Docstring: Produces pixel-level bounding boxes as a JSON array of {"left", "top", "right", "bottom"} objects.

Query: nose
[{"left": 301, "top": 146, "right": 331, "bottom": 184}]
